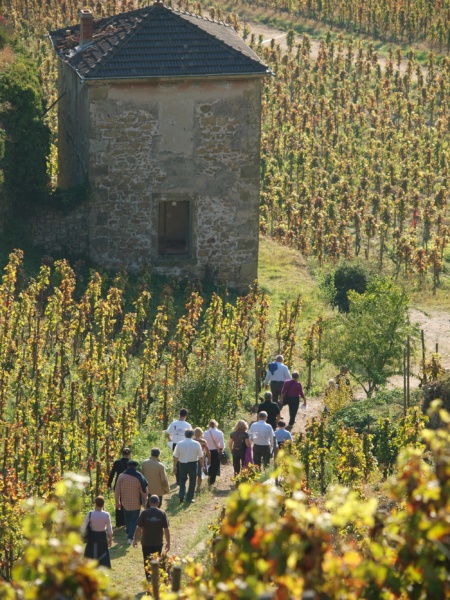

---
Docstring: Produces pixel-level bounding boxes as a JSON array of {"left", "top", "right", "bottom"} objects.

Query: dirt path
[
  {"left": 108, "top": 463, "right": 237, "bottom": 599},
  {"left": 164, "top": 463, "right": 236, "bottom": 559},
  {"left": 248, "top": 20, "right": 420, "bottom": 74},
  {"left": 411, "top": 308, "right": 450, "bottom": 369},
  {"left": 278, "top": 396, "right": 323, "bottom": 434},
  {"left": 110, "top": 301, "right": 449, "bottom": 597}
]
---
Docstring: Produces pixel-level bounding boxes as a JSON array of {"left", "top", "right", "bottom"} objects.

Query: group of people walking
[
  {"left": 82, "top": 354, "right": 312, "bottom": 578},
  {"left": 167, "top": 409, "right": 226, "bottom": 503},
  {"left": 84, "top": 446, "right": 171, "bottom": 578}
]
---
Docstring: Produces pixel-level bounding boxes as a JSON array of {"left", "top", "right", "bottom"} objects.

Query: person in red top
[{"left": 280, "top": 371, "right": 306, "bottom": 429}]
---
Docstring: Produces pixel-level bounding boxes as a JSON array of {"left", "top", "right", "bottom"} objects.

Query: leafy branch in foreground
[{"left": 168, "top": 406, "right": 450, "bottom": 599}]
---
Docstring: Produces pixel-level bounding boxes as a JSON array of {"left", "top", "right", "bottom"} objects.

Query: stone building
[{"left": 46, "top": 3, "right": 269, "bottom": 288}]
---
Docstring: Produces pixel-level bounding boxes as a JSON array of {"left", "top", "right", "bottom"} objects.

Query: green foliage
[
  {"left": 175, "top": 353, "right": 240, "bottom": 428},
  {"left": 0, "top": 473, "right": 119, "bottom": 599},
  {"left": 296, "top": 417, "right": 330, "bottom": 493},
  {"left": 232, "top": 463, "right": 261, "bottom": 486},
  {"left": 47, "top": 178, "right": 90, "bottom": 210},
  {"left": 323, "top": 263, "right": 369, "bottom": 313},
  {"left": 168, "top": 410, "right": 450, "bottom": 599},
  {"left": 0, "top": 53, "right": 50, "bottom": 214},
  {"left": 374, "top": 417, "right": 398, "bottom": 477},
  {"left": 333, "top": 427, "right": 376, "bottom": 486},
  {"left": 324, "top": 277, "right": 417, "bottom": 396},
  {"left": 331, "top": 388, "right": 423, "bottom": 432},
  {"left": 424, "top": 371, "right": 450, "bottom": 419},
  {"left": 323, "top": 384, "right": 352, "bottom": 415}
]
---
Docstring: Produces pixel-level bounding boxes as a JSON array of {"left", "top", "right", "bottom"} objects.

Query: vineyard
[
  {"left": 256, "top": 35, "right": 450, "bottom": 277},
  {"left": 227, "top": 0, "right": 450, "bottom": 48},
  {"left": 0, "top": 249, "right": 310, "bottom": 580},
  {"left": 1, "top": 0, "right": 450, "bottom": 597},
  {"left": 1, "top": 0, "right": 450, "bottom": 284}
]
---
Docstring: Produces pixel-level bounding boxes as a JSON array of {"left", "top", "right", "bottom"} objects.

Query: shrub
[
  {"left": 323, "top": 263, "right": 369, "bottom": 313},
  {"left": 175, "top": 354, "right": 241, "bottom": 428},
  {"left": 0, "top": 53, "right": 50, "bottom": 215},
  {"left": 331, "top": 388, "right": 423, "bottom": 433}
]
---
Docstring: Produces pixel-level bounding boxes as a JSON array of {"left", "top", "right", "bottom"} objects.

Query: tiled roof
[{"left": 49, "top": 4, "right": 269, "bottom": 79}]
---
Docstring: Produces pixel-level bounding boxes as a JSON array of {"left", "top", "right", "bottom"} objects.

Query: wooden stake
[
  {"left": 151, "top": 560, "right": 160, "bottom": 600},
  {"left": 406, "top": 335, "right": 410, "bottom": 409},
  {"left": 403, "top": 348, "right": 407, "bottom": 416},
  {"left": 421, "top": 329, "right": 426, "bottom": 385},
  {"left": 163, "top": 363, "right": 169, "bottom": 430},
  {"left": 172, "top": 565, "right": 182, "bottom": 592}
]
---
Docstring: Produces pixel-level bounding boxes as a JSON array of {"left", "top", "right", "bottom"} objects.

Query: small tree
[
  {"left": 324, "top": 277, "right": 417, "bottom": 396},
  {"left": 322, "top": 263, "right": 369, "bottom": 312}
]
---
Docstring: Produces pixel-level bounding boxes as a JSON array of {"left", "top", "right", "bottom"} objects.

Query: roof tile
[{"left": 49, "top": 4, "right": 269, "bottom": 79}]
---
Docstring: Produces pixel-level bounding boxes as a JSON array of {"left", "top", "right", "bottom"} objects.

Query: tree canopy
[
  {"left": 0, "top": 45, "right": 50, "bottom": 215},
  {"left": 324, "top": 277, "right": 417, "bottom": 396}
]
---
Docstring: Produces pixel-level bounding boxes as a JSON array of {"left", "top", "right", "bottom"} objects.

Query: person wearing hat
[
  {"left": 133, "top": 494, "right": 170, "bottom": 580},
  {"left": 115, "top": 460, "right": 148, "bottom": 544},
  {"left": 107, "top": 447, "right": 131, "bottom": 527},
  {"left": 264, "top": 355, "right": 291, "bottom": 407}
]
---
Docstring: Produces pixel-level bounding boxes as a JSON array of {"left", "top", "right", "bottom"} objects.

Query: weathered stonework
[
  {"left": 46, "top": 7, "right": 267, "bottom": 289},
  {"left": 32, "top": 204, "right": 89, "bottom": 255}
]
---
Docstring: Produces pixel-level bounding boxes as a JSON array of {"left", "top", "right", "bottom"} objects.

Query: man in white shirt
[
  {"left": 264, "top": 355, "right": 291, "bottom": 407},
  {"left": 173, "top": 429, "right": 204, "bottom": 504},
  {"left": 248, "top": 411, "right": 275, "bottom": 470},
  {"left": 166, "top": 408, "right": 192, "bottom": 486},
  {"left": 203, "top": 420, "right": 225, "bottom": 486}
]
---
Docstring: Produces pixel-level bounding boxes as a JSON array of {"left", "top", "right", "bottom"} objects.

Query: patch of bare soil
[
  {"left": 279, "top": 395, "right": 324, "bottom": 435},
  {"left": 410, "top": 308, "right": 450, "bottom": 369},
  {"left": 248, "top": 20, "right": 422, "bottom": 74}
]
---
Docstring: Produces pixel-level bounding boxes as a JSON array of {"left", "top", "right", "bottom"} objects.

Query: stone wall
[
  {"left": 55, "top": 72, "right": 263, "bottom": 289},
  {"left": 32, "top": 204, "right": 89, "bottom": 255},
  {"left": 89, "top": 78, "right": 261, "bottom": 288}
]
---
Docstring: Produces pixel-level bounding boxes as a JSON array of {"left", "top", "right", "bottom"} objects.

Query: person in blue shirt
[{"left": 274, "top": 420, "right": 293, "bottom": 459}]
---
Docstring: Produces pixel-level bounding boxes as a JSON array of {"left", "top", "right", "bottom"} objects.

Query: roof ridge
[{"left": 171, "top": 5, "right": 229, "bottom": 27}]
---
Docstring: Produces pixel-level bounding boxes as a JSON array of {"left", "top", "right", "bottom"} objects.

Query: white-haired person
[
  {"left": 193, "top": 427, "right": 210, "bottom": 492},
  {"left": 248, "top": 411, "right": 274, "bottom": 470}
]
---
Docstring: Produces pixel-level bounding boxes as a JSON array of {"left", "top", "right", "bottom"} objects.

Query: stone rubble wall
[
  {"left": 86, "top": 78, "right": 262, "bottom": 289},
  {"left": 50, "top": 72, "right": 264, "bottom": 289},
  {"left": 32, "top": 204, "right": 89, "bottom": 255}
]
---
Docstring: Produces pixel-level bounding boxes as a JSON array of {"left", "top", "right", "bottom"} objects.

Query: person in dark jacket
[
  {"left": 107, "top": 447, "right": 131, "bottom": 527},
  {"left": 257, "top": 392, "right": 281, "bottom": 430},
  {"left": 280, "top": 372, "right": 306, "bottom": 429}
]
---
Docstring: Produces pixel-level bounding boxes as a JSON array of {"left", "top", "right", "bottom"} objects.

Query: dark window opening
[{"left": 158, "top": 201, "right": 190, "bottom": 256}]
